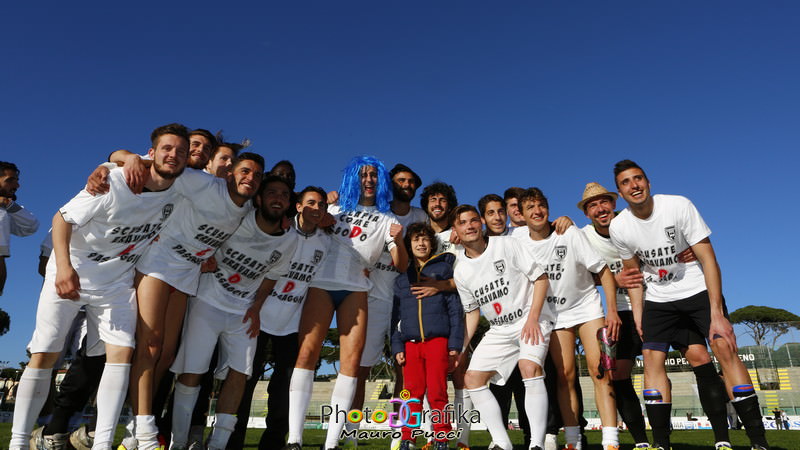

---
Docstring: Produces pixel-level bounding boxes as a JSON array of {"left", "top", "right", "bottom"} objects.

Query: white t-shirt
[
  {"left": 455, "top": 236, "right": 553, "bottom": 328},
  {"left": 136, "top": 168, "right": 253, "bottom": 282},
  {"left": 511, "top": 226, "right": 528, "bottom": 238},
  {"left": 581, "top": 224, "right": 631, "bottom": 312},
  {"left": 40, "top": 231, "right": 53, "bottom": 258},
  {"left": 312, "top": 204, "right": 399, "bottom": 292},
  {"left": 195, "top": 211, "right": 297, "bottom": 314},
  {"left": 0, "top": 201, "right": 39, "bottom": 257},
  {"left": 367, "top": 206, "right": 424, "bottom": 302},
  {"left": 609, "top": 194, "right": 711, "bottom": 303},
  {"left": 368, "top": 252, "right": 400, "bottom": 302},
  {"left": 394, "top": 206, "right": 429, "bottom": 229},
  {"left": 51, "top": 167, "right": 180, "bottom": 291},
  {"left": 435, "top": 228, "right": 462, "bottom": 255},
  {"left": 260, "top": 223, "right": 331, "bottom": 336},
  {"left": 0, "top": 211, "right": 7, "bottom": 257},
  {"left": 514, "top": 226, "right": 607, "bottom": 316}
]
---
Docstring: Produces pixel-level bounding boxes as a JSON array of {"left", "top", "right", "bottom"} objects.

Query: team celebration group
[{"left": 0, "top": 123, "right": 770, "bottom": 450}]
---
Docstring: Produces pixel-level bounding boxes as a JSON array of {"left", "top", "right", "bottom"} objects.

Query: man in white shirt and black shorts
[{"left": 609, "top": 159, "right": 768, "bottom": 450}]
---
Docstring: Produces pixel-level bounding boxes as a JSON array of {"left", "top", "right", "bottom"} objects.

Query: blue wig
[{"left": 338, "top": 155, "right": 393, "bottom": 213}]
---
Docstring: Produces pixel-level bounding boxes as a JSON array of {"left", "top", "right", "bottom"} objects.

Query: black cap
[{"left": 390, "top": 163, "right": 422, "bottom": 187}]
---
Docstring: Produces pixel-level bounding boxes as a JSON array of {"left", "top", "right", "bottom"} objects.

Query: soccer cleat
[
  {"left": 434, "top": 441, "right": 449, "bottom": 450},
  {"left": 69, "top": 424, "right": 94, "bottom": 450},
  {"left": 561, "top": 445, "right": 577, "bottom": 450},
  {"left": 30, "top": 427, "right": 69, "bottom": 450},
  {"left": 282, "top": 444, "right": 303, "bottom": 450},
  {"left": 715, "top": 443, "right": 733, "bottom": 450},
  {"left": 603, "top": 446, "right": 619, "bottom": 450},
  {"left": 420, "top": 442, "right": 433, "bottom": 450},
  {"left": 750, "top": 447, "right": 768, "bottom": 450}
]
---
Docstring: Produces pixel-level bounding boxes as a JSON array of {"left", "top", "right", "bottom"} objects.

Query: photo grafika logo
[{"left": 320, "top": 389, "right": 480, "bottom": 441}]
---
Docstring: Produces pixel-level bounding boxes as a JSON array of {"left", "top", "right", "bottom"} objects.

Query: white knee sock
[
  {"left": 564, "top": 425, "right": 581, "bottom": 447},
  {"left": 454, "top": 388, "right": 472, "bottom": 446},
  {"left": 523, "top": 377, "right": 548, "bottom": 449},
  {"left": 324, "top": 374, "right": 357, "bottom": 450},
  {"left": 134, "top": 415, "right": 160, "bottom": 450},
  {"left": 466, "top": 386, "right": 512, "bottom": 450},
  {"left": 93, "top": 363, "right": 130, "bottom": 449},
  {"left": 287, "top": 368, "right": 314, "bottom": 445},
  {"left": 10, "top": 367, "right": 52, "bottom": 450},
  {"left": 601, "top": 426, "right": 619, "bottom": 446},
  {"left": 207, "top": 413, "right": 237, "bottom": 449},
  {"left": 170, "top": 381, "right": 201, "bottom": 447}
]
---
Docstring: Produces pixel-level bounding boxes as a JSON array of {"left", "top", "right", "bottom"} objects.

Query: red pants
[{"left": 401, "top": 337, "right": 452, "bottom": 441}]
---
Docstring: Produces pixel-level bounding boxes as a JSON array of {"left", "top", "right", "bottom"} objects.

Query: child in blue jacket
[{"left": 391, "top": 222, "right": 464, "bottom": 450}]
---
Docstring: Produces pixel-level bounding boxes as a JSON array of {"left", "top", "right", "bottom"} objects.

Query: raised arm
[
  {"left": 6, "top": 201, "right": 39, "bottom": 236},
  {"left": 388, "top": 223, "right": 408, "bottom": 272}
]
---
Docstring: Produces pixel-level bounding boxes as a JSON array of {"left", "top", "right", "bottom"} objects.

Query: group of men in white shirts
[{"left": 6, "top": 123, "right": 770, "bottom": 450}]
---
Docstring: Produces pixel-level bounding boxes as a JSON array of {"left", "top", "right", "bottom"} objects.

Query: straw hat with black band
[{"left": 576, "top": 182, "right": 618, "bottom": 211}]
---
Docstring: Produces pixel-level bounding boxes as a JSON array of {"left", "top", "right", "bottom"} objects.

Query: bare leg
[
  {"left": 152, "top": 290, "right": 187, "bottom": 396},
  {"left": 130, "top": 275, "right": 173, "bottom": 416},
  {"left": 549, "top": 328, "right": 580, "bottom": 427},
  {"left": 577, "top": 317, "right": 616, "bottom": 427}
]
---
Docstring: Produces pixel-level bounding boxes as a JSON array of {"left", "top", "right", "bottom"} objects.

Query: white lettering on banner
[{"left": 635, "top": 353, "right": 755, "bottom": 367}]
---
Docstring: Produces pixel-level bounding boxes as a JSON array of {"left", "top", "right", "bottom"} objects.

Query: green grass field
[{"left": 0, "top": 425, "right": 795, "bottom": 449}]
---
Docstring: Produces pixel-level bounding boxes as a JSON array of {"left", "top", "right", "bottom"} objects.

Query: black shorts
[
  {"left": 669, "top": 323, "right": 707, "bottom": 351},
  {"left": 616, "top": 311, "right": 643, "bottom": 360},
  {"left": 641, "top": 290, "right": 728, "bottom": 352}
]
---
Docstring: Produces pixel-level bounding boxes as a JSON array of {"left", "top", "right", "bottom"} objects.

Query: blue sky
[{"left": 1, "top": 1, "right": 799, "bottom": 366}]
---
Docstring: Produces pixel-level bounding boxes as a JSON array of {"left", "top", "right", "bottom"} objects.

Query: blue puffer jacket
[{"left": 390, "top": 252, "right": 465, "bottom": 356}]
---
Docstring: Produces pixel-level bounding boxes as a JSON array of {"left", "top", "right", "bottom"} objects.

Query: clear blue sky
[{"left": 1, "top": 1, "right": 799, "bottom": 366}]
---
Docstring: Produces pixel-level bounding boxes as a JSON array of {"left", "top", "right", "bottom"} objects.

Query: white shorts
[
  {"left": 360, "top": 296, "right": 392, "bottom": 367},
  {"left": 468, "top": 318, "right": 554, "bottom": 386},
  {"left": 136, "top": 238, "right": 202, "bottom": 296},
  {"left": 28, "top": 280, "right": 137, "bottom": 357},
  {"left": 554, "top": 297, "right": 605, "bottom": 330},
  {"left": 171, "top": 298, "right": 257, "bottom": 379}
]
